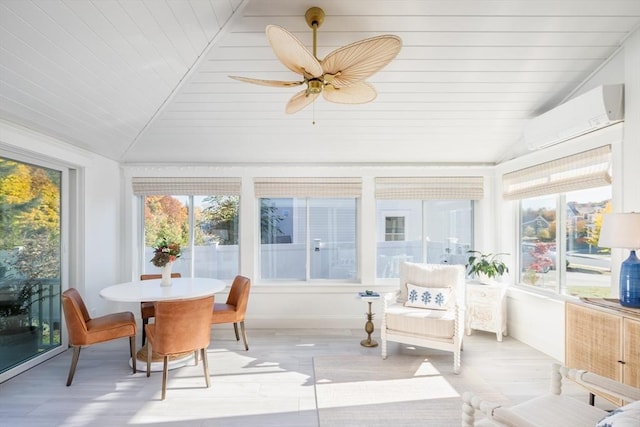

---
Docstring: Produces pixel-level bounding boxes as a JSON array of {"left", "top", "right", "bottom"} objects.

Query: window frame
[{"left": 0, "top": 149, "right": 71, "bottom": 382}]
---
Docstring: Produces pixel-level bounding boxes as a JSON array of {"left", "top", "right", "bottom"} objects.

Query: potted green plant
[{"left": 466, "top": 250, "right": 509, "bottom": 284}]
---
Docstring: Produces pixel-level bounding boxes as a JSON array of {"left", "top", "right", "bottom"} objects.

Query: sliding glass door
[{"left": 0, "top": 157, "right": 62, "bottom": 373}]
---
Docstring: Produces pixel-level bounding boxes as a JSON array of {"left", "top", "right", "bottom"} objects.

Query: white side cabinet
[{"left": 465, "top": 281, "right": 507, "bottom": 342}]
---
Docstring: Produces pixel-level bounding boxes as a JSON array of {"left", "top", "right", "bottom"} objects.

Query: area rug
[{"left": 313, "top": 354, "right": 502, "bottom": 427}]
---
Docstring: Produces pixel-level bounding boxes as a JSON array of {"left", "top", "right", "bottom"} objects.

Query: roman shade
[
  {"left": 502, "top": 145, "right": 611, "bottom": 200},
  {"left": 375, "top": 176, "right": 484, "bottom": 200},
  {"left": 254, "top": 177, "right": 362, "bottom": 198},
  {"left": 131, "top": 177, "right": 241, "bottom": 196}
]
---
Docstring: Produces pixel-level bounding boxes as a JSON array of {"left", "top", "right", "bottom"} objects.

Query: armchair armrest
[
  {"left": 563, "top": 365, "right": 640, "bottom": 403},
  {"left": 382, "top": 291, "right": 400, "bottom": 309}
]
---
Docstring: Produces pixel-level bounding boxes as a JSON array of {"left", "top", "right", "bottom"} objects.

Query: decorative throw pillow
[
  {"left": 404, "top": 283, "right": 451, "bottom": 310},
  {"left": 596, "top": 400, "right": 640, "bottom": 427}
]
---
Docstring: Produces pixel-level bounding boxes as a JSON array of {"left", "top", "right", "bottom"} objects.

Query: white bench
[{"left": 462, "top": 363, "right": 640, "bottom": 427}]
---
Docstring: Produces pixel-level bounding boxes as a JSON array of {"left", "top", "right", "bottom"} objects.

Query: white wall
[{"left": 496, "top": 26, "right": 640, "bottom": 361}]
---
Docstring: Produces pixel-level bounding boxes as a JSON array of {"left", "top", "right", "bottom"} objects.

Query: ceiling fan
[{"left": 229, "top": 7, "right": 402, "bottom": 114}]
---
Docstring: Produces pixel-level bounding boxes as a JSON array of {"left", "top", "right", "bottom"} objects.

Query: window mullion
[
  {"left": 188, "top": 196, "right": 195, "bottom": 278},
  {"left": 305, "top": 198, "right": 311, "bottom": 280},
  {"left": 557, "top": 193, "right": 566, "bottom": 294}
]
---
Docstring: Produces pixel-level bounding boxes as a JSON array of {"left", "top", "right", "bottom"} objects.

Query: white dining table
[
  {"left": 99, "top": 277, "right": 226, "bottom": 302},
  {"left": 99, "top": 277, "right": 227, "bottom": 371}
]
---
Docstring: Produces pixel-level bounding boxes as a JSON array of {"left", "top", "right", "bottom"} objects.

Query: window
[
  {"left": 385, "top": 216, "right": 405, "bottom": 241},
  {"left": 0, "top": 156, "right": 63, "bottom": 373},
  {"left": 132, "top": 178, "right": 240, "bottom": 280},
  {"left": 518, "top": 188, "right": 611, "bottom": 296},
  {"left": 505, "top": 146, "right": 612, "bottom": 297},
  {"left": 376, "top": 200, "right": 473, "bottom": 278},
  {"left": 374, "top": 177, "right": 482, "bottom": 279},
  {"left": 259, "top": 198, "right": 357, "bottom": 280},
  {"left": 255, "top": 177, "right": 361, "bottom": 281},
  {"left": 142, "top": 195, "right": 239, "bottom": 280}
]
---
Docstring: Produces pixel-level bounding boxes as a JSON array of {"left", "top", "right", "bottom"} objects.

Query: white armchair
[{"left": 381, "top": 262, "right": 466, "bottom": 374}]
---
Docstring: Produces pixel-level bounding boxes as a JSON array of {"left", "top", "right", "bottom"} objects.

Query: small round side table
[{"left": 358, "top": 292, "right": 381, "bottom": 347}]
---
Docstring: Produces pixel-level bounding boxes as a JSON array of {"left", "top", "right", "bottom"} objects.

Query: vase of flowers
[{"left": 150, "top": 238, "right": 181, "bottom": 286}]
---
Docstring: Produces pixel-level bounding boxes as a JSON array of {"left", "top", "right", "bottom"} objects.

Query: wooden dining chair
[
  {"left": 211, "top": 275, "right": 251, "bottom": 350},
  {"left": 139, "top": 273, "right": 181, "bottom": 345},
  {"left": 145, "top": 295, "right": 214, "bottom": 400},
  {"left": 61, "top": 288, "right": 137, "bottom": 386}
]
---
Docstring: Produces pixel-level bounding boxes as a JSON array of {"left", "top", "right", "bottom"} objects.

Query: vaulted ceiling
[{"left": 1, "top": 0, "right": 639, "bottom": 165}]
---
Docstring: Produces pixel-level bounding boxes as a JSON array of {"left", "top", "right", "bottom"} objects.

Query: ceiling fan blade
[
  {"left": 323, "top": 82, "right": 377, "bottom": 104},
  {"left": 286, "top": 89, "right": 320, "bottom": 114},
  {"left": 266, "top": 25, "right": 323, "bottom": 78},
  {"left": 229, "top": 76, "right": 304, "bottom": 88},
  {"left": 321, "top": 35, "right": 402, "bottom": 87}
]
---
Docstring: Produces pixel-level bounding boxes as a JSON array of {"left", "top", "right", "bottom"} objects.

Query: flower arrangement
[{"left": 150, "top": 238, "right": 181, "bottom": 267}]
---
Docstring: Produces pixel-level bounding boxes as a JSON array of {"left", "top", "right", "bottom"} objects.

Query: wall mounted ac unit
[{"left": 524, "top": 84, "right": 624, "bottom": 150}]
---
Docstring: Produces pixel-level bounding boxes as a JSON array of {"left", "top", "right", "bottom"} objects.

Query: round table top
[{"left": 99, "top": 277, "right": 227, "bottom": 302}]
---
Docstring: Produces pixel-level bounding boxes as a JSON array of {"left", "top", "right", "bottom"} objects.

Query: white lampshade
[{"left": 598, "top": 213, "right": 640, "bottom": 249}]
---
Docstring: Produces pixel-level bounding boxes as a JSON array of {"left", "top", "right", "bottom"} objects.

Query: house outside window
[{"left": 505, "top": 146, "right": 612, "bottom": 297}]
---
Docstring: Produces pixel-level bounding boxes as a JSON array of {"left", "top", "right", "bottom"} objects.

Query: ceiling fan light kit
[{"left": 229, "top": 7, "right": 402, "bottom": 114}]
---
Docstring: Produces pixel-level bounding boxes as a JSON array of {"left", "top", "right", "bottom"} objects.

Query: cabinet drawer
[{"left": 467, "top": 287, "right": 500, "bottom": 301}]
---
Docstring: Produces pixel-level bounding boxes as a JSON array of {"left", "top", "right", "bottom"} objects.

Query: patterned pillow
[
  {"left": 596, "top": 400, "right": 640, "bottom": 427},
  {"left": 404, "top": 283, "right": 451, "bottom": 310}
]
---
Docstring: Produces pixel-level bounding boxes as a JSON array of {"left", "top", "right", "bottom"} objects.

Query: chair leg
[
  {"left": 194, "top": 350, "right": 199, "bottom": 366},
  {"left": 142, "top": 318, "right": 148, "bottom": 346},
  {"left": 161, "top": 356, "right": 168, "bottom": 400},
  {"left": 66, "top": 346, "right": 81, "bottom": 386},
  {"left": 146, "top": 342, "right": 152, "bottom": 377},
  {"left": 233, "top": 322, "right": 240, "bottom": 341},
  {"left": 129, "top": 336, "right": 137, "bottom": 374},
  {"left": 201, "top": 348, "right": 211, "bottom": 388},
  {"left": 453, "top": 349, "right": 461, "bottom": 375},
  {"left": 239, "top": 321, "right": 249, "bottom": 351}
]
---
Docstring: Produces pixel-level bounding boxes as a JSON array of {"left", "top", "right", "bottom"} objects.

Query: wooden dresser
[{"left": 565, "top": 298, "right": 640, "bottom": 404}]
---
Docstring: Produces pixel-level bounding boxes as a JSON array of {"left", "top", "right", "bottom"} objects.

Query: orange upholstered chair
[
  {"left": 145, "top": 296, "right": 214, "bottom": 400},
  {"left": 140, "top": 273, "right": 181, "bottom": 345},
  {"left": 211, "top": 275, "right": 251, "bottom": 350},
  {"left": 61, "top": 288, "right": 137, "bottom": 386}
]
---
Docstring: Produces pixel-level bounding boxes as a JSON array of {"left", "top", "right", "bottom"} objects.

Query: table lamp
[{"left": 598, "top": 212, "right": 640, "bottom": 307}]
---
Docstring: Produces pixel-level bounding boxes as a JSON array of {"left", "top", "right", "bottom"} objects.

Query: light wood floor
[{"left": 0, "top": 328, "right": 614, "bottom": 426}]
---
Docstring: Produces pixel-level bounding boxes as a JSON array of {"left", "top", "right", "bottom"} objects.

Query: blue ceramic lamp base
[{"left": 619, "top": 250, "right": 640, "bottom": 308}]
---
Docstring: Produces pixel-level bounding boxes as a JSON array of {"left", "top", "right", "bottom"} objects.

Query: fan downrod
[{"left": 305, "top": 7, "right": 324, "bottom": 29}]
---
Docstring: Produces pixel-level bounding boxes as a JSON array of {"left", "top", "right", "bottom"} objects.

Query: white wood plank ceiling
[{"left": 1, "top": 0, "right": 639, "bottom": 165}]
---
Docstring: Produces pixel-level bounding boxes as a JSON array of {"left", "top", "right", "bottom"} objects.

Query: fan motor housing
[
  {"left": 305, "top": 7, "right": 325, "bottom": 29},
  {"left": 308, "top": 79, "right": 323, "bottom": 94}
]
